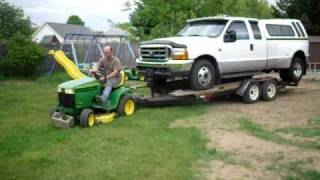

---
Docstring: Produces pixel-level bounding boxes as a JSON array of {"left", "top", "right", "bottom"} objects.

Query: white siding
[{"left": 32, "top": 24, "right": 63, "bottom": 43}]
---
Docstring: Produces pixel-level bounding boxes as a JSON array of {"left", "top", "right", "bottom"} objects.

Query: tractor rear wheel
[
  {"left": 80, "top": 109, "right": 95, "bottom": 127},
  {"left": 117, "top": 95, "right": 136, "bottom": 116}
]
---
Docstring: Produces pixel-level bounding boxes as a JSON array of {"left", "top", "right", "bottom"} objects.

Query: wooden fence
[{"left": 308, "top": 36, "right": 320, "bottom": 73}]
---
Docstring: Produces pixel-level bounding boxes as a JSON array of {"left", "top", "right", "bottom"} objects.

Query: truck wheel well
[
  {"left": 293, "top": 51, "right": 307, "bottom": 74},
  {"left": 195, "top": 55, "right": 221, "bottom": 83}
]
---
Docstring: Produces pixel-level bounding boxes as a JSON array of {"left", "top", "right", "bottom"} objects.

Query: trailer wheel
[
  {"left": 189, "top": 59, "right": 216, "bottom": 90},
  {"left": 280, "top": 57, "right": 304, "bottom": 82},
  {"left": 261, "top": 80, "right": 278, "bottom": 101},
  {"left": 80, "top": 109, "right": 95, "bottom": 127},
  {"left": 242, "top": 81, "right": 261, "bottom": 104},
  {"left": 117, "top": 95, "right": 136, "bottom": 116}
]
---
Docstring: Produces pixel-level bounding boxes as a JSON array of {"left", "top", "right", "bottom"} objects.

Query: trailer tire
[
  {"left": 242, "top": 81, "right": 261, "bottom": 104},
  {"left": 189, "top": 59, "right": 216, "bottom": 90},
  {"left": 261, "top": 80, "right": 278, "bottom": 101},
  {"left": 80, "top": 109, "right": 95, "bottom": 127},
  {"left": 117, "top": 95, "right": 136, "bottom": 116},
  {"left": 280, "top": 57, "right": 304, "bottom": 82}
]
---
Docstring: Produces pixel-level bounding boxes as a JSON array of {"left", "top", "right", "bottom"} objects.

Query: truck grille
[
  {"left": 140, "top": 47, "right": 170, "bottom": 61},
  {"left": 58, "top": 92, "right": 75, "bottom": 107}
]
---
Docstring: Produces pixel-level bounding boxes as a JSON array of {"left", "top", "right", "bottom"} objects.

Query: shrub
[{"left": 0, "top": 33, "right": 46, "bottom": 77}]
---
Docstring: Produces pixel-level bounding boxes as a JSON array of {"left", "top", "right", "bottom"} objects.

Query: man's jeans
[{"left": 101, "top": 78, "right": 120, "bottom": 102}]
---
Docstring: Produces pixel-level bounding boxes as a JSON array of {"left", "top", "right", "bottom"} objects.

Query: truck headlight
[
  {"left": 64, "top": 89, "right": 75, "bottom": 94},
  {"left": 172, "top": 48, "right": 189, "bottom": 60},
  {"left": 57, "top": 88, "right": 74, "bottom": 94}
]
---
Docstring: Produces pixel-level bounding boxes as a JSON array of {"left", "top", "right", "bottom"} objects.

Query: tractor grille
[
  {"left": 140, "top": 47, "right": 170, "bottom": 61},
  {"left": 58, "top": 92, "right": 75, "bottom": 107}
]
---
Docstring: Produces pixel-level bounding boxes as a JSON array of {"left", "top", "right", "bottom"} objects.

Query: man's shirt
[{"left": 96, "top": 55, "right": 121, "bottom": 78}]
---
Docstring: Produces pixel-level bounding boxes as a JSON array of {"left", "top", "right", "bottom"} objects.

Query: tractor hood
[{"left": 58, "top": 77, "right": 100, "bottom": 91}]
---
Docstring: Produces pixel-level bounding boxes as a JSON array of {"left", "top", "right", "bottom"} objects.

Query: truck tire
[
  {"left": 242, "top": 81, "right": 261, "bottom": 104},
  {"left": 117, "top": 95, "right": 136, "bottom": 116},
  {"left": 189, "top": 59, "right": 215, "bottom": 90},
  {"left": 261, "top": 80, "right": 277, "bottom": 101},
  {"left": 280, "top": 57, "right": 304, "bottom": 82},
  {"left": 80, "top": 109, "right": 95, "bottom": 127}
]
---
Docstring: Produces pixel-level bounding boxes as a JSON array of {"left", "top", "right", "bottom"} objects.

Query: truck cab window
[
  {"left": 249, "top": 21, "right": 262, "bottom": 40},
  {"left": 227, "top": 21, "right": 249, "bottom": 40}
]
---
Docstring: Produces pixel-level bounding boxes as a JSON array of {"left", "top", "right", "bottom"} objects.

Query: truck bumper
[
  {"left": 51, "top": 112, "right": 75, "bottom": 128},
  {"left": 136, "top": 59, "right": 194, "bottom": 77}
]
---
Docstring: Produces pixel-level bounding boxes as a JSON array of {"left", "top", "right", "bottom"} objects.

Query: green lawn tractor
[
  {"left": 124, "top": 68, "right": 144, "bottom": 81},
  {"left": 50, "top": 70, "right": 136, "bottom": 128}
]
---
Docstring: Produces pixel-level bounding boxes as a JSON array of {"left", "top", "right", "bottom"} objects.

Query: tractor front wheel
[
  {"left": 117, "top": 95, "right": 136, "bottom": 116},
  {"left": 80, "top": 109, "right": 95, "bottom": 127}
]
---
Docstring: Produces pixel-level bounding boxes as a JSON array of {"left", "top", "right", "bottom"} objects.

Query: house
[{"left": 32, "top": 22, "right": 93, "bottom": 44}]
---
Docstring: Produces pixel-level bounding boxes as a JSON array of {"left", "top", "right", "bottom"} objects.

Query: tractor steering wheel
[{"left": 90, "top": 71, "right": 106, "bottom": 84}]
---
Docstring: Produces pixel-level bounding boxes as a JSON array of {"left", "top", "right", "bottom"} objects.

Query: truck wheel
[
  {"left": 80, "top": 109, "right": 95, "bottom": 127},
  {"left": 261, "top": 80, "right": 277, "bottom": 101},
  {"left": 117, "top": 95, "right": 136, "bottom": 116},
  {"left": 280, "top": 57, "right": 304, "bottom": 82},
  {"left": 242, "top": 81, "right": 261, "bottom": 104},
  {"left": 190, "top": 59, "right": 215, "bottom": 90}
]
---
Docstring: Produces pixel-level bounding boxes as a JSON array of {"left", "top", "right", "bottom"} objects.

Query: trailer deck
[{"left": 136, "top": 75, "right": 298, "bottom": 106}]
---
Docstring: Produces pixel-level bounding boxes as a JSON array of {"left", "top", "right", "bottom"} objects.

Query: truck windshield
[{"left": 178, "top": 20, "right": 228, "bottom": 37}]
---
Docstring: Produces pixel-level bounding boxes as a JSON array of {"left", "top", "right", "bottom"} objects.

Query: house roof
[
  {"left": 103, "top": 27, "right": 130, "bottom": 38},
  {"left": 46, "top": 22, "right": 93, "bottom": 39}
]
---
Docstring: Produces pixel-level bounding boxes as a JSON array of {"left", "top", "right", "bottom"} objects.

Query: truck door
[
  {"left": 221, "top": 20, "right": 266, "bottom": 74},
  {"left": 221, "top": 20, "right": 253, "bottom": 74},
  {"left": 248, "top": 20, "right": 268, "bottom": 70}
]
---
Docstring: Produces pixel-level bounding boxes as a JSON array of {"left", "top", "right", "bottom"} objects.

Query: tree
[
  {"left": 0, "top": 0, "right": 33, "bottom": 40},
  {"left": 66, "top": 15, "right": 85, "bottom": 26},
  {"left": 127, "top": 0, "right": 273, "bottom": 40},
  {"left": 0, "top": 33, "right": 46, "bottom": 77},
  {"left": 273, "top": 0, "right": 320, "bottom": 35}
]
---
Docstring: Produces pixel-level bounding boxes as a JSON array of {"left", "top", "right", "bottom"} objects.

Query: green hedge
[{"left": 0, "top": 33, "right": 46, "bottom": 77}]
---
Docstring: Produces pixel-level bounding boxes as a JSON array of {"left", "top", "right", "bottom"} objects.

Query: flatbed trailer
[{"left": 136, "top": 75, "right": 298, "bottom": 106}]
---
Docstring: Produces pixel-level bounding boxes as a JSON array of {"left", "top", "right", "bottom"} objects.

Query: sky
[{"left": 7, "top": 0, "right": 277, "bottom": 31}]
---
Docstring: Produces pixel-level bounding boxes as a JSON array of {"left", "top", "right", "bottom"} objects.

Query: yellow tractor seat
[{"left": 113, "top": 70, "right": 126, "bottom": 88}]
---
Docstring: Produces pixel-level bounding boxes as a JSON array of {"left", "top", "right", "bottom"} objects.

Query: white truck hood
[{"left": 144, "top": 36, "right": 219, "bottom": 59}]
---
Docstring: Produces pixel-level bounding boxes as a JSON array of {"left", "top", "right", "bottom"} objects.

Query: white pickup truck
[{"left": 136, "top": 16, "right": 309, "bottom": 90}]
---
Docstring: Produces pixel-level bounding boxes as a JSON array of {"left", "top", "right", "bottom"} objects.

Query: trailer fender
[{"left": 236, "top": 79, "right": 253, "bottom": 96}]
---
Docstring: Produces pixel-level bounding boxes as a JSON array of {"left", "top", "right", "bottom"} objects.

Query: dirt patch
[
  {"left": 206, "top": 161, "right": 275, "bottom": 180},
  {"left": 172, "top": 80, "right": 320, "bottom": 179}
]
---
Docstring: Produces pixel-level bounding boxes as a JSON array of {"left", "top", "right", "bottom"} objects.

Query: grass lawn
[{"left": 0, "top": 73, "right": 212, "bottom": 180}]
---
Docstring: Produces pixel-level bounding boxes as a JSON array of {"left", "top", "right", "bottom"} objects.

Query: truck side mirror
[{"left": 224, "top": 30, "right": 237, "bottom": 42}]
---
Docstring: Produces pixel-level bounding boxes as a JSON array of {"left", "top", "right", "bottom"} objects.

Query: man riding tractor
[{"left": 91, "top": 45, "right": 122, "bottom": 104}]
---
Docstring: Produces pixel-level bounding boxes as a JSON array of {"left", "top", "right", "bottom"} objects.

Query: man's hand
[
  {"left": 89, "top": 69, "right": 98, "bottom": 77},
  {"left": 99, "top": 76, "right": 106, "bottom": 83}
]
